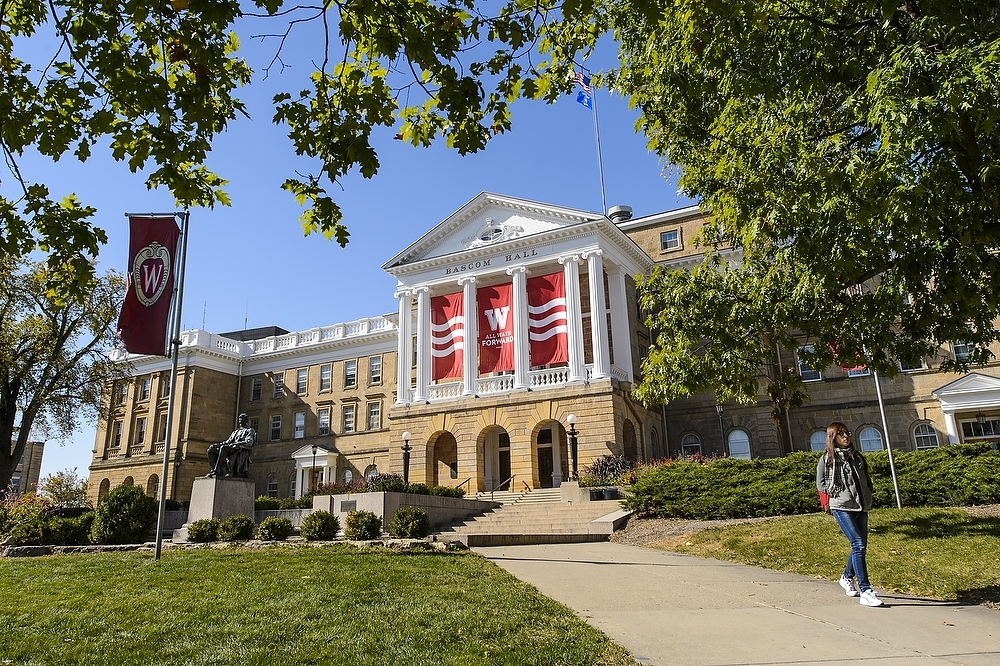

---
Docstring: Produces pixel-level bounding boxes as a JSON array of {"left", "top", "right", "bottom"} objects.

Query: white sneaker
[
  {"left": 859, "top": 589, "right": 883, "bottom": 607},
  {"left": 839, "top": 576, "right": 859, "bottom": 597}
]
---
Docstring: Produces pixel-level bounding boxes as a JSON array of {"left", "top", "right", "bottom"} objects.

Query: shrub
[
  {"left": 428, "top": 485, "right": 466, "bottom": 498},
  {"left": 364, "top": 473, "right": 408, "bottom": 493},
  {"left": 254, "top": 496, "right": 280, "bottom": 510},
  {"left": 406, "top": 483, "right": 430, "bottom": 495},
  {"left": 301, "top": 510, "right": 340, "bottom": 541},
  {"left": 0, "top": 493, "right": 51, "bottom": 546},
  {"left": 312, "top": 480, "right": 365, "bottom": 496},
  {"left": 43, "top": 512, "right": 95, "bottom": 546},
  {"left": 165, "top": 499, "right": 186, "bottom": 511},
  {"left": 344, "top": 510, "right": 381, "bottom": 540},
  {"left": 90, "top": 484, "right": 157, "bottom": 545},
  {"left": 218, "top": 514, "right": 255, "bottom": 541},
  {"left": 389, "top": 507, "right": 430, "bottom": 538},
  {"left": 579, "top": 455, "right": 639, "bottom": 487},
  {"left": 187, "top": 518, "right": 221, "bottom": 543},
  {"left": 256, "top": 516, "right": 294, "bottom": 541}
]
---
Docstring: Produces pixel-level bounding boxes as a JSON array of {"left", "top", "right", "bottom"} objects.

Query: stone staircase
[{"left": 437, "top": 488, "right": 629, "bottom": 546}]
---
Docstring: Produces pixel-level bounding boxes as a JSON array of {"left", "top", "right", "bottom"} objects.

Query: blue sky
[{"left": 19, "top": 14, "right": 693, "bottom": 481}]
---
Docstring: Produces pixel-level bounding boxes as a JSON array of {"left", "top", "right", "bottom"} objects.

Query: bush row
[
  {"left": 183, "top": 506, "right": 431, "bottom": 543},
  {"left": 622, "top": 443, "right": 1000, "bottom": 520},
  {"left": 253, "top": 474, "right": 466, "bottom": 510}
]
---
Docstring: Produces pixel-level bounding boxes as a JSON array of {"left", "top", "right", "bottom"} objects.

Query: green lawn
[
  {"left": 651, "top": 507, "right": 1000, "bottom": 604},
  {"left": 0, "top": 545, "right": 634, "bottom": 666}
]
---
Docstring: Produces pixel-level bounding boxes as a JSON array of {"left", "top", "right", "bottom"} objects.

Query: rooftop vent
[{"left": 607, "top": 205, "right": 633, "bottom": 223}]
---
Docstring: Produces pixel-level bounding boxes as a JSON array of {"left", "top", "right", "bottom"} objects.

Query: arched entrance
[
  {"left": 482, "top": 426, "right": 511, "bottom": 491},
  {"left": 533, "top": 421, "right": 567, "bottom": 488},
  {"left": 427, "top": 431, "right": 458, "bottom": 486}
]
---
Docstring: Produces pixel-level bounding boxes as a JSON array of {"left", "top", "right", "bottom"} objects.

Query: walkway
[{"left": 474, "top": 542, "right": 1000, "bottom": 666}]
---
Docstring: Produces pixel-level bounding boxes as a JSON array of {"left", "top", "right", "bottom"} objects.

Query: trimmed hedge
[
  {"left": 301, "top": 510, "right": 340, "bottom": 541},
  {"left": 389, "top": 507, "right": 430, "bottom": 538},
  {"left": 90, "top": 484, "right": 157, "bottom": 545},
  {"left": 623, "top": 444, "right": 1000, "bottom": 520},
  {"left": 344, "top": 510, "right": 381, "bottom": 540},
  {"left": 187, "top": 518, "right": 220, "bottom": 543},
  {"left": 256, "top": 516, "right": 294, "bottom": 541},
  {"left": 218, "top": 514, "right": 255, "bottom": 541}
]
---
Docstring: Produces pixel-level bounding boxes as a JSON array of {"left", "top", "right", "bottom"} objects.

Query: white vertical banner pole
[
  {"left": 154, "top": 210, "right": 190, "bottom": 560},
  {"left": 872, "top": 369, "right": 903, "bottom": 509},
  {"left": 591, "top": 85, "right": 607, "bottom": 215}
]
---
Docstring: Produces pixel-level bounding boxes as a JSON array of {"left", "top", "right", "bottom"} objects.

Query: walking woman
[{"left": 816, "top": 421, "right": 883, "bottom": 607}]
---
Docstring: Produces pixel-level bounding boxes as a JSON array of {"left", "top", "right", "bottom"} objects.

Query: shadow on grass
[
  {"left": 956, "top": 584, "right": 1000, "bottom": 608},
  {"left": 872, "top": 513, "right": 1000, "bottom": 540}
]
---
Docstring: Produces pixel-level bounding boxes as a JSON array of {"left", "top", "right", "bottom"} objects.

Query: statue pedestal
[{"left": 172, "top": 477, "right": 255, "bottom": 542}]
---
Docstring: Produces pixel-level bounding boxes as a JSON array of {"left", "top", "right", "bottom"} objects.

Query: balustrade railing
[
  {"left": 528, "top": 367, "right": 569, "bottom": 387},
  {"left": 428, "top": 381, "right": 463, "bottom": 400},
  {"left": 477, "top": 375, "right": 514, "bottom": 394}
]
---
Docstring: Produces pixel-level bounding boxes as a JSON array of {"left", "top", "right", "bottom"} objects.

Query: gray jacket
[{"left": 816, "top": 445, "right": 873, "bottom": 512}]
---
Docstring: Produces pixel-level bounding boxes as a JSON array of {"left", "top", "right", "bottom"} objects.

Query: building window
[
  {"left": 296, "top": 368, "right": 308, "bottom": 395},
  {"left": 810, "top": 431, "right": 827, "bottom": 452},
  {"left": 270, "top": 415, "right": 282, "bottom": 441},
  {"left": 159, "top": 416, "right": 168, "bottom": 442},
  {"left": 369, "top": 356, "right": 382, "bottom": 384},
  {"left": 294, "top": 411, "right": 305, "bottom": 439},
  {"left": 318, "top": 408, "right": 330, "bottom": 436},
  {"left": 367, "top": 401, "right": 381, "bottom": 430},
  {"left": 98, "top": 479, "right": 110, "bottom": 500},
  {"left": 147, "top": 475, "right": 158, "bottom": 498},
  {"left": 411, "top": 335, "right": 418, "bottom": 368},
  {"left": 659, "top": 229, "right": 680, "bottom": 251},
  {"left": 112, "top": 421, "right": 123, "bottom": 448},
  {"left": 681, "top": 433, "right": 701, "bottom": 457},
  {"left": 344, "top": 360, "right": 357, "bottom": 388},
  {"left": 913, "top": 423, "right": 940, "bottom": 449},
  {"left": 727, "top": 429, "right": 751, "bottom": 460},
  {"left": 290, "top": 473, "right": 297, "bottom": 498},
  {"left": 797, "top": 346, "right": 822, "bottom": 382},
  {"left": 365, "top": 464, "right": 379, "bottom": 480},
  {"left": 267, "top": 476, "right": 278, "bottom": 498},
  {"left": 858, "top": 426, "right": 884, "bottom": 452},
  {"left": 899, "top": 357, "right": 924, "bottom": 372},
  {"left": 320, "top": 364, "right": 331, "bottom": 392},
  {"left": 961, "top": 419, "right": 1000, "bottom": 440},
  {"left": 11, "top": 476, "right": 22, "bottom": 492},
  {"left": 273, "top": 372, "right": 285, "bottom": 398},
  {"left": 952, "top": 341, "right": 972, "bottom": 362},
  {"left": 18, "top": 451, "right": 25, "bottom": 467},
  {"left": 847, "top": 366, "right": 871, "bottom": 378},
  {"left": 251, "top": 377, "right": 262, "bottom": 401},
  {"left": 117, "top": 383, "right": 128, "bottom": 405},
  {"left": 248, "top": 416, "right": 259, "bottom": 433},
  {"left": 135, "top": 417, "right": 147, "bottom": 445},
  {"left": 342, "top": 404, "right": 356, "bottom": 433},
  {"left": 139, "top": 378, "right": 151, "bottom": 401},
  {"left": 342, "top": 469, "right": 354, "bottom": 484},
  {"left": 161, "top": 373, "right": 171, "bottom": 397}
]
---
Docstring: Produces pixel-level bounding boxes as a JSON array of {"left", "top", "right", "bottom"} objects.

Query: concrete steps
[{"left": 437, "top": 496, "right": 629, "bottom": 547}]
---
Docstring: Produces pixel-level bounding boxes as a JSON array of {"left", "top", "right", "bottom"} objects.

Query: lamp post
[
  {"left": 976, "top": 411, "right": 987, "bottom": 425},
  {"left": 401, "top": 431, "right": 412, "bottom": 484},
  {"left": 566, "top": 414, "right": 579, "bottom": 480},
  {"left": 311, "top": 443, "right": 318, "bottom": 493},
  {"left": 715, "top": 403, "right": 727, "bottom": 457}
]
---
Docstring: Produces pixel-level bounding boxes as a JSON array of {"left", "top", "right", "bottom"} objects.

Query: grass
[
  {"left": 649, "top": 507, "right": 1000, "bottom": 605},
  {"left": 0, "top": 545, "right": 635, "bottom": 666}
]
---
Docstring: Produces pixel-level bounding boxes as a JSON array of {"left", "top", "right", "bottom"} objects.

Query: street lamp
[
  {"left": 311, "top": 443, "right": 318, "bottom": 493},
  {"left": 715, "top": 403, "right": 727, "bottom": 457},
  {"left": 401, "top": 431, "right": 412, "bottom": 484},
  {"left": 566, "top": 414, "right": 579, "bottom": 480}
]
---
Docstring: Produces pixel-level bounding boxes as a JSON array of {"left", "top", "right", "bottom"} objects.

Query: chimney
[{"left": 607, "top": 205, "right": 633, "bottom": 223}]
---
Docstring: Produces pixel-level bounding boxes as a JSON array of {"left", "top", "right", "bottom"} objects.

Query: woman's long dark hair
[{"left": 824, "top": 421, "right": 847, "bottom": 468}]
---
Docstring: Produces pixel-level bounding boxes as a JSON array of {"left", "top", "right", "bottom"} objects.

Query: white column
[
  {"left": 607, "top": 266, "right": 634, "bottom": 381},
  {"left": 584, "top": 250, "right": 610, "bottom": 379},
  {"left": 414, "top": 286, "right": 430, "bottom": 402},
  {"left": 507, "top": 266, "right": 530, "bottom": 390},
  {"left": 559, "top": 255, "right": 586, "bottom": 383},
  {"left": 943, "top": 409, "right": 960, "bottom": 444},
  {"left": 459, "top": 276, "right": 478, "bottom": 396},
  {"left": 295, "top": 462, "right": 305, "bottom": 499},
  {"left": 394, "top": 289, "right": 412, "bottom": 405},
  {"left": 551, "top": 426, "right": 563, "bottom": 487}
]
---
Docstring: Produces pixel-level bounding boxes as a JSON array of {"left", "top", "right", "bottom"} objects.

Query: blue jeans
[{"left": 832, "top": 509, "right": 872, "bottom": 593}]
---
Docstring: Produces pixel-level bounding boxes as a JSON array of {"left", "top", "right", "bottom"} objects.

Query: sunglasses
[{"left": 838, "top": 430, "right": 852, "bottom": 438}]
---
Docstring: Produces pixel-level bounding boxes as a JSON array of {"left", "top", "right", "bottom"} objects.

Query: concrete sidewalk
[{"left": 475, "top": 542, "right": 1000, "bottom": 666}]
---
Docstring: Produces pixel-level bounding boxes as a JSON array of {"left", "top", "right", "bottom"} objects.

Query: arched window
[
  {"left": 858, "top": 427, "right": 883, "bottom": 452},
  {"left": 650, "top": 429, "right": 660, "bottom": 459},
  {"left": 728, "top": 429, "right": 751, "bottom": 460},
  {"left": 98, "top": 478, "right": 110, "bottom": 501},
  {"left": 365, "top": 465, "right": 379, "bottom": 480},
  {"left": 342, "top": 469, "right": 354, "bottom": 484},
  {"left": 913, "top": 423, "right": 940, "bottom": 449},
  {"left": 122, "top": 476, "right": 134, "bottom": 487},
  {"left": 681, "top": 433, "right": 701, "bottom": 457},
  {"left": 810, "top": 431, "right": 827, "bottom": 452},
  {"left": 267, "top": 475, "right": 278, "bottom": 498},
  {"left": 146, "top": 475, "right": 158, "bottom": 498},
  {"left": 290, "top": 473, "right": 297, "bottom": 498}
]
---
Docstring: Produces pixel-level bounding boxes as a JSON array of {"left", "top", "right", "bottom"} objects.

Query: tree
[
  {"left": 0, "top": 258, "right": 127, "bottom": 490},
  {"left": 37, "top": 467, "right": 89, "bottom": 507}
]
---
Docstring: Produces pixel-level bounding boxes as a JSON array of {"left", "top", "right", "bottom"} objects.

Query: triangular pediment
[
  {"left": 932, "top": 372, "right": 1000, "bottom": 397},
  {"left": 383, "top": 192, "right": 603, "bottom": 271},
  {"left": 291, "top": 444, "right": 333, "bottom": 460}
]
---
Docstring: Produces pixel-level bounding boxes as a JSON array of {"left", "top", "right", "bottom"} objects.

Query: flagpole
[
  {"left": 872, "top": 369, "right": 903, "bottom": 509},
  {"left": 154, "top": 210, "right": 190, "bottom": 560},
  {"left": 590, "top": 86, "right": 607, "bottom": 216}
]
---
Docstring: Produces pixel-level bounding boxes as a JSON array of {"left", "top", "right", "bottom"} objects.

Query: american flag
[{"left": 572, "top": 71, "right": 591, "bottom": 94}]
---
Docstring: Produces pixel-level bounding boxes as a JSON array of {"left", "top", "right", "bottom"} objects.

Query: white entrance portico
[
  {"left": 291, "top": 445, "right": 337, "bottom": 498},
  {"left": 932, "top": 372, "right": 1000, "bottom": 444}
]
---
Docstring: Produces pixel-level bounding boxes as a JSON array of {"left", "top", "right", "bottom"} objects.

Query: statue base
[{"left": 172, "top": 477, "right": 255, "bottom": 542}]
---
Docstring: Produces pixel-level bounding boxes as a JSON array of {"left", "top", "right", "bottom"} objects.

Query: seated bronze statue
[{"left": 206, "top": 413, "right": 257, "bottom": 478}]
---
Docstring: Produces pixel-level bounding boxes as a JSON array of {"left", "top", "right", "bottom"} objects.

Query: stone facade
[{"left": 9, "top": 439, "right": 44, "bottom": 494}]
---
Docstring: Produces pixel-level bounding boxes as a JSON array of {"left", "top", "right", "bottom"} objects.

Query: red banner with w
[
  {"left": 431, "top": 292, "right": 464, "bottom": 380},
  {"left": 478, "top": 283, "right": 514, "bottom": 374},
  {"left": 527, "top": 271, "right": 568, "bottom": 366},
  {"left": 117, "top": 216, "right": 180, "bottom": 356}
]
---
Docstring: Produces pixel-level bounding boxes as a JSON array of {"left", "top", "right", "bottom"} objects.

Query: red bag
[{"left": 818, "top": 490, "right": 830, "bottom": 512}]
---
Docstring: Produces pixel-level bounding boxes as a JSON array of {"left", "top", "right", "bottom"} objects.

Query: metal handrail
[
  {"left": 457, "top": 477, "right": 472, "bottom": 491},
  {"left": 490, "top": 474, "right": 515, "bottom": 501},
  {"left": 521, "top": 479, "right": 531, "bottom": 492}
]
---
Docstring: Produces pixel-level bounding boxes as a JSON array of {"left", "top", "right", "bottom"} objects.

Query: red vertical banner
[
  {"left": 117, "top": 216, "right": 181, "bottom": 356},
  {"left": 478, "top": 283, "right": 514, "bottom": 373},
  {"left": 431, "top": 292, "right": 464, "bottom": 380},
  {"left": 527, "top": 271, "right": 568, "bottom": 366}
]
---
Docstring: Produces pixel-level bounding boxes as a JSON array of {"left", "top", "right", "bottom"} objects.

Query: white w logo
[
  {"left": 484, "top": 307, "right": 510, "bottom": 331},
  {"left": 142, "top": 263, "right": 163, "bottom": 295}
]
